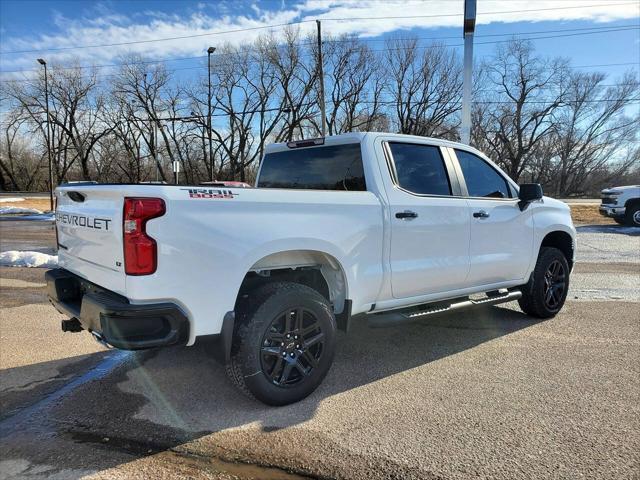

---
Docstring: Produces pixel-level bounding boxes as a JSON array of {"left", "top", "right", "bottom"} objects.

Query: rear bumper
[
  {"left": 599, "top": 205, "right": 625, "bottom": 218},
  {"left": 45, "top": 268, "right": 189, "bottom": 350}
]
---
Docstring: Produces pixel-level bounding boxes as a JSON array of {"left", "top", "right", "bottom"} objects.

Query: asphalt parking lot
[{"left": 0, "top": 219, "right": 638, "bottom": 479}]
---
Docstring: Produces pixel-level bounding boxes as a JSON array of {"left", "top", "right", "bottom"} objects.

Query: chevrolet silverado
[{"left": 46, "top": 133, "right": 576, "bottom": 405}]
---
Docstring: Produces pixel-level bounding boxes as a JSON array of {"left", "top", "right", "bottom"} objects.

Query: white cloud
[{"left": 0, "top": 0, "right": 637, "bottom": 76}]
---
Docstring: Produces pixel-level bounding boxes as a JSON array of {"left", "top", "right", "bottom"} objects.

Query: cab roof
[{"left": 264, "top": 132, "right": 477, "bottom": 154}]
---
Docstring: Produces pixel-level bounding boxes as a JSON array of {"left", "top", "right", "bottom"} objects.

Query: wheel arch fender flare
[
  {"left": 534, "top": 226, "right": 576, "bottom": 271},
  {"left": 239, "top": 240, "right": 352, "bottom": 314},
  {"left": 624, "top": 198, "right": 640, "bottom": 210}
]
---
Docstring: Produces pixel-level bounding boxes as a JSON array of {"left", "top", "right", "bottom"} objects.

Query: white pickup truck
[
  {"left": 599, "top": 185, "right": 640, "bottom": 226},
  {"left": 46, "top": 133, "right": 576, "bottom": 405}
]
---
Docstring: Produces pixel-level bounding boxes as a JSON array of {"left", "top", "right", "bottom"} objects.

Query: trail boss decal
[
  {"left": 56, "top": 213, "right": 111, "bottom": 231},
  {"left": 182, "top": 188, "right": 239, "bottom": 199}
]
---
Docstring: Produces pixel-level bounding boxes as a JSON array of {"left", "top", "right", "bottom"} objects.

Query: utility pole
[
  {"left": 37, "top": 58, "right": 54, "bottom": 211},
  {"left": 207, "top": 46, "right": 216, "bottom": 181},
  {"left": 191, "top": 110, "right": 207, "bottom": 170},
  {"left": 460, "top": 0, "right": 477, "bottom": 145},
  {"left": 173, "top": 160, "right": 180, "bottom": 185},
  {"left": 316, "top": 20, "right": 326, "bottom": 137},
  {"left": 154, "top": 118, "right": 160, "bottom": 182}
]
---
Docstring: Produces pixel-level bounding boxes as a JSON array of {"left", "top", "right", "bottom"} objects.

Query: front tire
[
  {"left": 226, "top": 282, "right": 337, "bottom": 406},
  {"left": 625, "top": 204, "right": 640, "bottom": 227},
  {"left": 518, "top": 247, "right": 570, "bottom": 319}
]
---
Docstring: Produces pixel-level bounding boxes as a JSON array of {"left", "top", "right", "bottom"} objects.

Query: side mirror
[{"left": 518, "top": 183, "right": 543, "bottom": 211}]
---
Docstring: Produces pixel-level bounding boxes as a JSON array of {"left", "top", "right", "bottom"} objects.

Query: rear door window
[
  {"left": 257, "top": 143, "right": 366, "bottom": 191},
  {"left": 388, "top": 142, "right": 452, "bottom": 196}
]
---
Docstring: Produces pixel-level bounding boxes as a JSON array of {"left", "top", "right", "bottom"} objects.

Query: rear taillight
[{"left": 123, "top": 197, "right": 165, "bottom": 275}]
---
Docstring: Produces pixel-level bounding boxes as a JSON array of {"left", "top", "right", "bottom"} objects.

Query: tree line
[{"left": 1, "top": 30, "right": 638, "bottom": 196}]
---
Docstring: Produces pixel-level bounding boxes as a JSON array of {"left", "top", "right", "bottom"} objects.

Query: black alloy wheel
[
  {"left": 260, "top": 307, "right": 325, "bottom": 387},
  {"left": 543, "top": 259, "right": 566, "bottom": 311}
]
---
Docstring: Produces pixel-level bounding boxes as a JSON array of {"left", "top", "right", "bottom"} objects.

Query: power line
[
  {"left": 473, "top": 25, "right": 639, "bottom": 46},
  {"left": 571, "top": 62, "right": 639, "bottom": 68},
  {"left": 13, "top": 54, "right": 294, "bottom": 76},
  {"left": 403, "top": 25, "right": 640, "bottom": 48},
  {"left": 0, "top": 21, "right": 314, "bottom": 55},
  {"left": 0, "top": 55, "right": 208, "bottom": 74},
  {"left": 1, "top": 57, "right": 637, "bottom": 86},
  {"left": 348, "top": 97, "right": 640, "bottom": 106},
  {"left": 3, "top": 97, "right": 638, "bottom": 121},
  {"left": 323, "top": 23, "right": 640, "bottom": 44},
  {"left": 475, "top": 83, "right": 639, "bottom": 91},
  {"left": 1, "top": 55, "right": 637, "bottom": 85},
  {"left": 1, "top": 2, "right": 636, "bottom": 55},
  {"left": 320, "top": 2, "right": 638, "bottom": 21},
  {"left": 329, "top": 26, "right": 640, "bottom": 55},
  {"left": 163, "top": 97, "right": 640, "bottom": 121},
  {"left": 1, "top": 25, "right": 638, "bottom": 76}
]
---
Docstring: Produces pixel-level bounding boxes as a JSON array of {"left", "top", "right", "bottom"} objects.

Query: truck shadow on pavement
[{"left": 1, "top": 304, "right": 546, "bottom": 477}]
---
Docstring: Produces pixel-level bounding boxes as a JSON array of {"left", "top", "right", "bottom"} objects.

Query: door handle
[
  {"left": 473, "top": 210, "right": 490, "bottom": 219},
  {"left": 395, "top": 210, "right": 418, "bottom": 219}
]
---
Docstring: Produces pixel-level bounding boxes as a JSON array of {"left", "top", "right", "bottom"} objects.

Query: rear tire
[
  {"left": 518, "top": 247, "right": 570, "bottom": 319},
  {"left": 226, "top": 281, "right": 336, "bottom": 406},
  {"left": 625, "top": 204, "right": 640, "bottom": 227}
]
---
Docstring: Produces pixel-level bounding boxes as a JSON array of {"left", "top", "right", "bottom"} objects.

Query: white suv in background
[{"left": 599, "top": 185, "right": 640, "bottom": 227}]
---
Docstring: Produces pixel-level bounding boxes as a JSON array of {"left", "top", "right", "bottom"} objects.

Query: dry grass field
[
  {"left": 0, "top": 197, "right": 53, "bottom": 212},
  {"left": 569, "top": 204, "right": 615, "bottom": 225}
]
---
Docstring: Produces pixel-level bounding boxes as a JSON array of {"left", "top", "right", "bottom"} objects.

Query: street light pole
[
  {"left": 207, "top": 46, "right": 215, "bottom": 181},
  {"left": 316, "top": 20, "right": 326, "bottom": 137},
  {"left": 37, "top": 58, "right": 54, "bottom": 212},
  {"left": 460, "top": 0, "right": 477, "bottom": 145}
]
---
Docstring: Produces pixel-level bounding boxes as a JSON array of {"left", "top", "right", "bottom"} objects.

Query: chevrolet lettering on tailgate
[{"left": 56, "top": 212, "right": 112, "bottom": 231}]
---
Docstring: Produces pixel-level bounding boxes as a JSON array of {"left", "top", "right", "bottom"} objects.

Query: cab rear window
[{"left": 257, "top": 143, "right": 366, "bottom": 191}]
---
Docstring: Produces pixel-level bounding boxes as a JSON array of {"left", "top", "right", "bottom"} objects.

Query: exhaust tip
[
  {"left": 61, "top": 318, "right": 83, "bottom": 333},
  {"left": 90, "top": 331, "right": 113, "bottom": 349}
]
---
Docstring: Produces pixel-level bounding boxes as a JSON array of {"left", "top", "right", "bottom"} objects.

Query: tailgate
[{"left": 55, "top": 186, "right": 126, "bottom": 294}]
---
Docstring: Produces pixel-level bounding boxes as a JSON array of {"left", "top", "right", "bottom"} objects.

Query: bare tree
[
  {"left": 211, "top": 31, "right": 316, "bottom": 180},
  {"left": 323, "top": 36, "right": 383, "bottom": 134},
  {"left": 549, "top": 71, "right": 639, "bottom": 196},
  {"left": 112, "top": 58, "right": 179, "bottom": 181},
  {"left": 5, "top": 65, "right": 112, "bottom": 182},
  {"left": 268, "top": 28, "right": 319, "bottom": 142},
  {"left": 386, "top": 38, "right": 462, "bottom": 138},
  {"left": 0, "top": 106, "right": 45, "bottom": 190},
  {"left": 50, "top": 67, "right": 113, "bottom": 180},
  {"left": 208, "top": 46, "right": 258, "bottom": 180},
  {"left": 102, "top": 94, "right": 151, "bottom": 183},
  {"left": 474, "top": 39, "right": 568, "bottom": 181}
]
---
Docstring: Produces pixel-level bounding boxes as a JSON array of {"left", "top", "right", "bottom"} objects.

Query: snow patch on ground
[
  {"left": 0, "top": 251, "right": 58, "bottom": 268},
  {"left": 0, "top": 197, "right": 26, "bottom": 203},
  {"left": 0, "top": 206, "right": 43, "bottom": 215}
]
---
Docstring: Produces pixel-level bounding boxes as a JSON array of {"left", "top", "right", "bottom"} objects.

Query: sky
[{"left": 0, "top": 0, "right": 638, "bottom": 86}]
